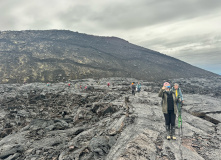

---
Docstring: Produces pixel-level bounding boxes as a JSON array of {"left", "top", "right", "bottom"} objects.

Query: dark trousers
[
  {"left": 132, "top": 90, "right": 135, "bottom": 95},
  {"left": 137, "top": 88, "right": 141, "bottom": 92},
  {"left": 164, "top": 111, "right": 176, "bottom": 126}
]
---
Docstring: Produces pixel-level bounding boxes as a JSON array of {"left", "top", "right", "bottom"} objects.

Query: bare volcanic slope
[{"left": 0, "top": 30, "right": 217, "bottom": 83}]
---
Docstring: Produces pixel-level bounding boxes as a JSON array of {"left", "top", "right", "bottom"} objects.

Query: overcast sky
[{"left": 1, "top": 0, "right": 221, "bottom": 75}]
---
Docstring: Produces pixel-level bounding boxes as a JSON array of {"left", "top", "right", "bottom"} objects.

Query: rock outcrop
[{"left": 0, "top": 77, "right": 220, "bottom": 160}]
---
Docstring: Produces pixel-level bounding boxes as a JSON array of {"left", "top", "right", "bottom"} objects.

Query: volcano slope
[
  {"left": 0, "top": 30, "right": 217, "bottom": 83},
  {"left": 0, "top": 77, "right": 221, "bottom": 160}
]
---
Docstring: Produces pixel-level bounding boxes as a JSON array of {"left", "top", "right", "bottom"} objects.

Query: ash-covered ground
[{"left": 0, "top": 77, "right": 221, "bottom": 160}]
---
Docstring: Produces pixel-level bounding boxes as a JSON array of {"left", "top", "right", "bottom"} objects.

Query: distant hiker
[
  {"left": 47, "top": 82, "right": 50, "bottom": 87},
  {"left": 137, "top": 82, "right": 141, "bottom": 92},
  {"left": 87, "top": 85, "right": 94, "bottom": 93},
  {"left": 158, "top": 82, "right": 178, "bottom": 140},
  {"left": 172, "top": 83, "right": 184, "bottom": 110},
  {"left": 75, "top": 83, "right": 77, "bottom": 89},
  {"left": 85, "top": 86, "right": 87, "bottom": 90},
  {"left": 107, "top": 82, "right": 110, "bottom": 88},
  {"left": 68, "top": 83, "right": 71, "bottom": 87},
  {"left": 131, "top": 82, "right": 136, "bottom": 96}
]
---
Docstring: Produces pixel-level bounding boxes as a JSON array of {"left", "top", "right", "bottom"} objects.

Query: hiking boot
[
  {"left": 171, "top": 126, "right": 176, "bottom": 140},
  {"left": 166, "top": 125, "right": 171, "bottom": 140},
  {"left": 172, "top": 136, "right": 176, "bottom": 140}
]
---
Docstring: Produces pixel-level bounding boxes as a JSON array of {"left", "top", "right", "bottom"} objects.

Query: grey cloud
[
  {"left": 172, "top": 46, "right": 221, "bottom": 75},
  {"left": 1, "top": 0, "right": 221, "bottom": 30},
  {"left": 178, "top": 49, "right": 221, "bottom": 64},
  {"left": 57, "top": 5, "right": 94, "bottom": 28},
  {"left": 138, "top": 33, "right": 221, "bottom": 75},
  {"left": 1, "top": 0, "right": 221, "bottom": 31},
  {"left": 139, "top": 34, "right": 221, "bottom": 51},
  {"left": 85, "top": 0, "right": 221, "bottom": 30}
]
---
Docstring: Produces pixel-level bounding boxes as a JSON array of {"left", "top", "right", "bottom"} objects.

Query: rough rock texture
[
  {"left": 0, "top": 30, "right": 218, "bottom": 83},
  {"left": 0, "top": 77, "right": 221, "bottom": 160}
]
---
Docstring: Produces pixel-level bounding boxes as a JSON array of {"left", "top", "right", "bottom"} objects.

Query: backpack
[{"left": 132, "top": 84, "right": 136, "bottom": 90}]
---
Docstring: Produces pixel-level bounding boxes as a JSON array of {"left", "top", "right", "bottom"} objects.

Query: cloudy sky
[{"left": 1, "top": 0, "right": 221, "bottom": 75}]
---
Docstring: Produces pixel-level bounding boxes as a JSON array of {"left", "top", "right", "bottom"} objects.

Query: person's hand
[{"left": 162, "top": 86, "right": 166, "bottom": 90}]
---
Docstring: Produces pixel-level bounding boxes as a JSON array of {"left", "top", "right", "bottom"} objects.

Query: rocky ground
[{"left": 0, "top": 77, "right": 220, "bottom": 160}]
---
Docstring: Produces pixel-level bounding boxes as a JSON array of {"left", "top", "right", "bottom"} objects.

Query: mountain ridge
[{"left": 0, "top": 30, "right": 218, "bottom": 83}]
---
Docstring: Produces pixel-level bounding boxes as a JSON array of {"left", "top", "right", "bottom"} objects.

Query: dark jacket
[{"left": 158, "top": 89, "right": 178, "bottom": 114}]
